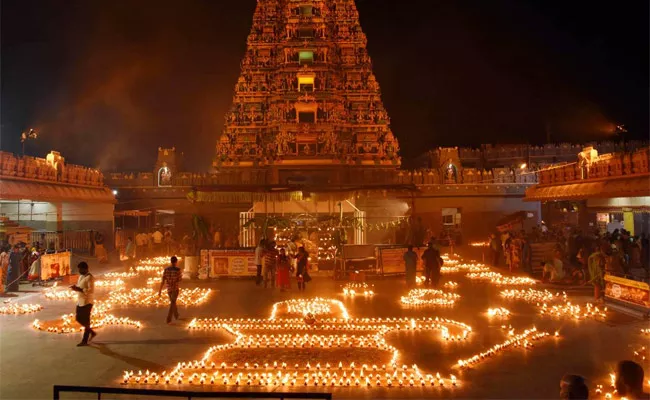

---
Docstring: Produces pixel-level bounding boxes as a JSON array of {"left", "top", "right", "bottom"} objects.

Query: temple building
[
  {"left": 525, "top": 146, "right": 650, "bottom": 235},
  {"left": 0, "top": 151, "right": 115, "bottom": 251}
]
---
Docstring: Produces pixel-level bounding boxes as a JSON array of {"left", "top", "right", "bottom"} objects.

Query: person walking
[
  {"left": 295, "top": 246, "right": 309, "bottom": 292},
  {"left": 0, "top": 245, "right": 10, "bottom": 295},
  {"left": 509, "top": 233, "right": 523, "bottom": 272},
  {"left": 588, "top": 246, "right": 606, "bottom": 303},
  {"left": 124, "top": 237, "right": 136, "bottom": 272},
  {"left": 521, "top": 232, "right": 532, "bottom": 274},
  {"left": 152, "top": 228, "right": 163, "bottom": 255},
  {"left": 489, "top": 234, "right": 500, "bottom": 267},
  {"left": 403, "top": 245, "right": 418, "bottom": 288},
  {"left": 276, "top": 248, "right": 291, "bottom": 291},
  {"left": 135, "top": 232, "right": 145, "bottom": 258},
  {"left": 254, "top": 239, "right": 266, "bottom": 286},
  {"left": 263, "top": 241, "right": 279, "bottom": 289},
  {"left": 69, "top": 261, "right": 96, "bottom": 346},
  {"left": 6, "top": 245, "right": 23, "bottom": 293},
  {"left": 158, "top": 256, "right": 182, "bottom": 324},
  {"left": 421, "top": 242, "right": 441, "bottom": 287}
]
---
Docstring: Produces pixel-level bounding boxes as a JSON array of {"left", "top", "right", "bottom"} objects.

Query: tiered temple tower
[{"left": 214, "top": 0, "right": 400, "bottom": 185}]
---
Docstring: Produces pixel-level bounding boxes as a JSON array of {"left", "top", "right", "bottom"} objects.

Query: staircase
[{"left": 530, "top": 242, "right": 556, "bottom": 275}]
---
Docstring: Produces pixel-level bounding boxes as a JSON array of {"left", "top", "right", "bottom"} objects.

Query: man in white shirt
[
  {"left": 153, "top": 229, "right": 163, "bottom": 254},
  {"left": 70, "top": 261, "right": 96, "bottom": 346},
  {"left": 254, "top": 239, "right": 266, "bottom": 286},
  {"left": 135, "top": 233, "right": 145, "bottom": 256}
]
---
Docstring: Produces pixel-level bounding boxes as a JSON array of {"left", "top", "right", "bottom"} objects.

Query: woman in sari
[{"left": 276, "top": 248, "right": 292, "bottom": 291}]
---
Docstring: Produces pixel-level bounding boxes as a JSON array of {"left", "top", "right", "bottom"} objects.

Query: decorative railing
[
  {"left": 455, "top": 141, "right": 647, "bottom": 166},
  {"left": 537, "top": 147, "right": 649, "bottom": 186},
  {"left": 0, "top": 151, "right": 105, "bottom": 187},
  {"left": 106, "top": 165, "right": 539, "bottom": 188}
]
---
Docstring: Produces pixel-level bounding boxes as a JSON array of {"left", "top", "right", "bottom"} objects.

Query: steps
[{"left": 531, "top": 242, "right": 556, "bottom": 274}]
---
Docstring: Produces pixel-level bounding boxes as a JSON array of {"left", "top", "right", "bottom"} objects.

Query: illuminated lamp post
[
  {"left": 20, "top": 129, "right": 38, "bottom": 156},
  {"left": 615, "top": 124, "right": 627, "bottom": 152}
]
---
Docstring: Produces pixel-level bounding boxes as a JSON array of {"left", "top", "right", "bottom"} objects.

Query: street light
[
  {"left": 20, "top": 129, "right": 38, "bottom": 155},
  {"left": 615, "top": 124, "right": 628, "bottom": 152}
]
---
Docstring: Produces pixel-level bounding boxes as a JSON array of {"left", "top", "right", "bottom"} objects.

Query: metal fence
[
  {"left": 53, "top": 386, "right": 333, "bottom": 400},
  {"left": 30, "top": 231, "right": 94, "bottom": 253}
]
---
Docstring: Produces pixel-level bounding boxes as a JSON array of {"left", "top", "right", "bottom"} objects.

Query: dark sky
[{"left": 1, "top": 0, "right": 647, "bottom": 171}]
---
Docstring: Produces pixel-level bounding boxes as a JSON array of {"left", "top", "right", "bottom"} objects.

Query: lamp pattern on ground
[
  {"left": 500, "top": 289, "right": 606, "bottom": 320},
  {"left": 13, "top": 252, "right": 620, "bottom": 393},
  {"left": 120, "top": 254, "right": 621, "bottom": 389},
  {"left": 124, "top": 298, "right": 472, "bottom": 388}
]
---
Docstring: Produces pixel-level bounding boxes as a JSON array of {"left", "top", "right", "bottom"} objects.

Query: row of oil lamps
[
  {"left": 0, "top": 303, "right": 43, "bottom": 314},
  {"left": 122, "top": 370, "right": 459, "bottom": 388},
  {"left": 107, "top": 288, "right": 212, "bottom": 307},
  {"left": 400, "top": 288, "right": 460, "bottom": 306},
  {"left": 499, "top": 289, "right": 606, "bottom": 320},
  {"left": 456, "top": 327, "right": 550, "bottom": 368},
  {"left": 465, "top": 271, "right": 537, "bottom": 286},
  {"left": 33, "top": 306, "right": 142, "bottom": 333},
  {"left": 341, "top": 282, "right": 375, "bottom": 297},
  {"left": 487, "top": 307, "right": 511, "bottom": 318},
  {"left": 271, "top": 298, "right": 349, "bottom": 320}
]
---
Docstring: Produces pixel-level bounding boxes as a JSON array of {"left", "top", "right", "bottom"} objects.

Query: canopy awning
[
  {"left": 0, "top": 178, "right": 115, "bottom": 203},
  {"left": 524, "top": 174, "right": 650, "bottom": 202},
  {"left": 497, "top": 211, "right": 528, "bottom": 228}
]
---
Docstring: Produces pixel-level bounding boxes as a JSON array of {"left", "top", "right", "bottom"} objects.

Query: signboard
[
  {"left": 379, "top": 246, "right": 425, "bottom": 275},
  {"left": 200, "top": 249, "right": 257, "bottom": 277},
  {"left": 604, "top": 274, "right": 650, "bottom": 310},
  {"left": 40, "top": 251, "right": 72, "bottom": 280}
]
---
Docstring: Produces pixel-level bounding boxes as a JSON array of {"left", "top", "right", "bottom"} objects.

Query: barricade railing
[{"left": 53, "top": 385, "right": 333, "bottom": 400}]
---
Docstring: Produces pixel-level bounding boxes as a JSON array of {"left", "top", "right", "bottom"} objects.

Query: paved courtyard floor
[{"left": 0, "top": 253, "right": 648, "bottom": 399}]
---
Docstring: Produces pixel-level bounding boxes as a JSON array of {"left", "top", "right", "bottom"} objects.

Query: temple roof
[
  {"left": 524, "top": 174, "right": 649, "bottom": 202},
  {"left": 0, "top": 178, "right": 116, "bottom": 204}
]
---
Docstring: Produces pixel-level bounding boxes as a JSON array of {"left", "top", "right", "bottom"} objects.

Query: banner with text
[
  {"left": 200, "top": 249, "right": 257, "bottom": 277},
  {"left": 604, "top": 274, "right": 650, "bottom": 310},
  {"left": 40, "top": 251, "right": 72, "bottom": 280}
]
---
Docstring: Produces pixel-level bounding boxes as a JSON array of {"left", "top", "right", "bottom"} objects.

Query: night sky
[{"left": 1, "top": 0, "right": 647, "bottom": 171}]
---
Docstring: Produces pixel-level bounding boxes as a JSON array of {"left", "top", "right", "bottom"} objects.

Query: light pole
[
  {"left": 20, "top": 128, "right": 38, "bottom": 156},
  {"left": 615, "top": 124, "right": 628, "bottom": 152}
]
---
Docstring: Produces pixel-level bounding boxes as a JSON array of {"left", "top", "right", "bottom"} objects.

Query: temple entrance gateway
[{"left": 239, "top": 198, "right": 367, "bottom": 270}]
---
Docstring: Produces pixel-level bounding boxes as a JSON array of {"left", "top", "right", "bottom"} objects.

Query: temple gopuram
[{"left": 214, "top": 0, "right": 400, "bottom": 186}]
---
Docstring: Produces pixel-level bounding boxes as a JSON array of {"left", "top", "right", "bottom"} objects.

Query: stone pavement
[{"left": 0, "top": 256, "right": 648, "bottom": 399}]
